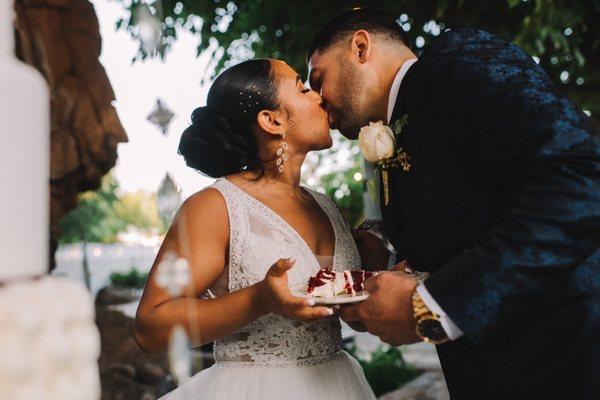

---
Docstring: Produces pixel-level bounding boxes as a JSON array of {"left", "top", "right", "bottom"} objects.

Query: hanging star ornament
[{"left": 147, "top": 99, "right": 175, "bottom": 135}]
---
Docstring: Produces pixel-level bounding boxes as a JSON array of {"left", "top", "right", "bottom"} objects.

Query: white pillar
[{"left": 0, "top": 0, "right": 50, "bottom": 279}]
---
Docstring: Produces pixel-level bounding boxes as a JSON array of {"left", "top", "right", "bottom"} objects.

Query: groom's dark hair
[{"left": 308, "top": 8, "right": 411, "bottom": 62}]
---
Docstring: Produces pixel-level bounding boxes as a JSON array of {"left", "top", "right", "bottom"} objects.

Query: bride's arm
[{"left": 134, "top": 189, "right": 332, "bottom": 353}]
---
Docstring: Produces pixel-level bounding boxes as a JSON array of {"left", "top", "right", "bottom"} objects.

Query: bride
[{"left": 134, "top": 58, "right": 376, "bottom": 399}]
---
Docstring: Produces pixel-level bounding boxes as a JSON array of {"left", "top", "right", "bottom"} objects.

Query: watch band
[
  {"left": 412, "top": 290, "right": 450, "bottom": 344},
  {"left": 412, "top": 290, "right": 435, "bottom": 319}
]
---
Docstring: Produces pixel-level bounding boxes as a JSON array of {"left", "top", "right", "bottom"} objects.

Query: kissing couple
[{"left": 135, "top": 8, "right": 600, "bottom": 400}]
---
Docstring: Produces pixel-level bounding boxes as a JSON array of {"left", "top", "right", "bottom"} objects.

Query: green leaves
[
  {"left": 346, "top": 344, "right": 420, "bottom": 397},
  {"left": 508, "top": 0, "right": 521, "bottom": 9},
  {"left": 320, "top": 165, "right": 365, "bottom": 228},
  {"left": 391, "top": 114, "right": 409, "bottom": 136},
  {"left": 112, "top": 0, "right": 599, "bottom": 120},
  {"left": 59, "top": 174, "right": 124, "bottom": 244},
  {"left": 59, "top": 174, "right": 166, "bottom": 244},
  {"left": 367, "top": 177, "right": 379, "bottom": 206},
  {"left": 109, "top": 268, "right": 149, "bottom": 289}
]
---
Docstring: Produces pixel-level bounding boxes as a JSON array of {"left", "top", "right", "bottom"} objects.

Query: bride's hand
[{"left": 256, "top": 258, "right": 334, "bottom": 321}]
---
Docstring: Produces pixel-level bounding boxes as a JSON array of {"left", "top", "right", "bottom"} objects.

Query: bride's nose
[{"left": 311, "top": 90, "right": 323, "bottom": 106}]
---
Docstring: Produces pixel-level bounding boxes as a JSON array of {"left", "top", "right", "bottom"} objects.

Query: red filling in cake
[{"left": 306, "top": 269, "right": 374, "bottom": 297}]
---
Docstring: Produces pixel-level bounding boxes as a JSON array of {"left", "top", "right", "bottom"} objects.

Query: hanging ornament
[
  {"left": 147, "top": 99, "right": 175, "bottom": 135},
  {"left": 168, "top": 324, "right": 192, "bottom": 385},
  {"left": 155, "top": 252, "right": 191, "bottom": 297},
  {"left": 157, "top": 173, "right": 181, "bottom": 225},
  {"left": 134, "top": 3, "right": 162, "bottom": 56}
]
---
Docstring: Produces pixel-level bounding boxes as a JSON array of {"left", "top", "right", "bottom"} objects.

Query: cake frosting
[{"left": 306, "top": 269, "right": 374, "bottom": 297}]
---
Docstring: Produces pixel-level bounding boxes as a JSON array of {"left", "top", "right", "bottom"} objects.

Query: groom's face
[{"left": 308, "top": 48, "right": 369, "bottom": 140}]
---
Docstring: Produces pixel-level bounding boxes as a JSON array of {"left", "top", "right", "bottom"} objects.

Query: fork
[{"left": 355, "top": 218, "right": 376, "bottom": 231}]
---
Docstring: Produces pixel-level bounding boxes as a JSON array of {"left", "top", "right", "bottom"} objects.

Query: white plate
[{"left": 291, "top": 289, "right": 370, "bottom": 305}]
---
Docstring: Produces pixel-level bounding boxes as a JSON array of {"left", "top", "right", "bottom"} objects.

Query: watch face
[{"left": 417, "top": 318, "right": 447, "bottom": 343}]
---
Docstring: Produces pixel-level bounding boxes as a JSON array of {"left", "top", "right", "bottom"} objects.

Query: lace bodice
[{"left": 206, "top": 178, "right": 362, "bottom": 366}]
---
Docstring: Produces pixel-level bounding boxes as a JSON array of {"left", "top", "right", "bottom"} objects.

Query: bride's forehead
[{"left": 271, "top": 60, "right": 297, "bottom": 79}]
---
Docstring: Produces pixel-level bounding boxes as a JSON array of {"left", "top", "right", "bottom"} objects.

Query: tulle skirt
[{"left": 158, "top": 351, "right": 376, "bottom": 400}]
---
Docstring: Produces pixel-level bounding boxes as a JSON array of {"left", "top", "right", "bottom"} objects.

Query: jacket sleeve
[{"left": 422, "top": 29, "right": 600, "bottom": 345}]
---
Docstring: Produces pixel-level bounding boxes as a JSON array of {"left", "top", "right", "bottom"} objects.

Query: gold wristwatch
[{"left": 412, "top": 290, "right": 450, "bottom": 345}]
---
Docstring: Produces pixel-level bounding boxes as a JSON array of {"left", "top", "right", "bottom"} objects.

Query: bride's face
[{"left": 271, "top": 60, "right": 332, "bottom": 151}]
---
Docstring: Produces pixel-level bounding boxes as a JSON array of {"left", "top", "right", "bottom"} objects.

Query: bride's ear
[{"left": 256, "top": 109, "right": 286, "bottom": 137}]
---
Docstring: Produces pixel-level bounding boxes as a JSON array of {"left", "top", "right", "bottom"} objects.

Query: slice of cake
[{"left": 306, "top": 269, "right": 374, "bottom": 297}]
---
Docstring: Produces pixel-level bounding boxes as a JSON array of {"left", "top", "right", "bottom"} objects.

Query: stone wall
[{"left": 13, "top": 0, "right": 128, "bottom": 270}]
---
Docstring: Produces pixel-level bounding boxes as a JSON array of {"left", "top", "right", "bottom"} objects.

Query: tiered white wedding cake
[
  {"left": 0, "top": 277, "right": 101, "bottom": 399},
  {"left": 0, "top": 1, "right": 102, "bottom": 398}
]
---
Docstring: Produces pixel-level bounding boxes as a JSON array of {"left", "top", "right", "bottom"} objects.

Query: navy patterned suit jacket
[{"left": 381, "top": 28, "right": 600, "bottom": 399}]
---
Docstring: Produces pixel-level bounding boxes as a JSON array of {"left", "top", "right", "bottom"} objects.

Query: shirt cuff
[
  {"left": 416, "top": 284, "right": 464, "bottom": 341},
  {"left": 386, "top": 251, "right": 397, "bottom": 270}
]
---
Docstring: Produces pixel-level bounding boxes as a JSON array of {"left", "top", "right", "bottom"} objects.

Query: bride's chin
[
  {"left": 317, "top": 133, "right": 333, "bottom": 150},
  {"left": 307, "top": 129, "right": 333, "bottom": 151},
  {"left": 309, "top": 139, "right": 332, "bottom": 152}
]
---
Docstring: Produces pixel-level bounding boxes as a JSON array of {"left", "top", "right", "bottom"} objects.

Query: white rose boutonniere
[
  {"left": 358, "top": 121, "right": 396, "bottom": 163},
  {"left": 358, "top": 117, "right": 411, "bottom": 206}
]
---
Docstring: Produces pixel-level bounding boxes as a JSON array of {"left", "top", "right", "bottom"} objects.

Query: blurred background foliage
[
  {"left": 114, "top": 0, "right": 599, "bottom": 121},
  {"left": 320, "top": 164, "right": 365, "bottom": 227},
  {"left": 59, "top": 173, "right": 166, "bottom": 245},
  {"left": 346, "top": 344, "right": 420, "bottom": 396},
  {"left": 109, "top": 267, "right": 150, "bottom": 289}
]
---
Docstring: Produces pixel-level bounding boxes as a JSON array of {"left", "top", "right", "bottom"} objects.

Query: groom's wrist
[{"left": 412, "top": 290, "right": 450, "bottom": 345}]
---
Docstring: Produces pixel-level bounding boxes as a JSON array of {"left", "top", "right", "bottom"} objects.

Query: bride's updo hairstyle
[{"left": 178, "top": 59, "right": 281, "bottom": 178}]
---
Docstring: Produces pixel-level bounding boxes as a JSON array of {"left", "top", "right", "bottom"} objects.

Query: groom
[{"left": 308, "top": 8, "right": 600, "bottom": 399}]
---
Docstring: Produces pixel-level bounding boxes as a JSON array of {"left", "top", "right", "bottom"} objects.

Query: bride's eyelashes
[{"left": 301, "top": 88, "right": 311, "bottom": 94}]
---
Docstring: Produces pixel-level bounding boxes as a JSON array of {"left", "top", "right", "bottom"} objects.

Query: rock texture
[
  {"left": 95, "top": 305, "right": 215, "bottom": 399},
  {"left": 13, "top": 0, "right": 128, "bottom": 270},
  {"left": 95, "top": 305, "right": 175, "bottom": 400}
]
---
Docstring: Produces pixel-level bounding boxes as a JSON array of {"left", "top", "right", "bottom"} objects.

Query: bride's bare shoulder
[
  {"left": 182, "top": 186, "right": 227, "bottom": 210},
  {"left": 174, "top": 187, "right": 229, "bottom": 234}
]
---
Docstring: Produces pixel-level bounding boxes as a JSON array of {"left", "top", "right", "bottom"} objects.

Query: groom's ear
[
  {"left": 351, "top": 30, "right": 372, "bottom": 64},
  {"left": 256, "top": 109, "right": 285, "bottom": 136}
]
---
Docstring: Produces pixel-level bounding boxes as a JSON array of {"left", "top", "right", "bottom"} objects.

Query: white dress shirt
[{"left": 387, "top": 59, "right": 464, "bottom": 340}]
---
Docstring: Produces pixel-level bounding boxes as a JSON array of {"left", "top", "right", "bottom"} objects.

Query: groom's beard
[{"left": 332, "top": 62, "right": 366, "bottom": 140}]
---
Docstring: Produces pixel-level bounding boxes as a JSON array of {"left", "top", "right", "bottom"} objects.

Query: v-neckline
[{"left": 221, "top": 178, "right": 338, "bottom": 270}]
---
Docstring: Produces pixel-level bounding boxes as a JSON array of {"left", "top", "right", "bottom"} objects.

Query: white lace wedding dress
[{"left": 159, "top": 178, "right": 376, "bottom": 399}]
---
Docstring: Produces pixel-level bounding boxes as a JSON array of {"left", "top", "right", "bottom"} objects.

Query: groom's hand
[
  {"left": 351, "top": 229, "right": 389, "bottom": 271},
  {"left": 339, "top": 272, "right": 420, "bottom": 345}
]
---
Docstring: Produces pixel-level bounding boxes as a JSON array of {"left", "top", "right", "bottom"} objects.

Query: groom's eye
[
  {"left": 309, "top": 76, "right": 322, "bottom": 93},
  {"left": 301, "top": 88, "right": 311, "bottom": 94}
]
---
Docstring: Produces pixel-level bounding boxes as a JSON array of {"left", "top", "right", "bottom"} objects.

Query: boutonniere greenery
[{"left": 358, "top": 116, "right": 411, "bottom": 206}]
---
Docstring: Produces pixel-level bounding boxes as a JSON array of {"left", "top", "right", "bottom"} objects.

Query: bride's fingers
[
  {"left": 290, "top": 306, "right": 334, "bottom": 321},
  {"left": 284, "top": 295, "right": 312, "bottom": 309},
  {"left": 267, "top": 258, "right": 296, "bottom": 278}
]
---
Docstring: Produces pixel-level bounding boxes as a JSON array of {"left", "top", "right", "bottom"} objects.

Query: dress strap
[{"left": 209, "top": 178, "right": 250, "bottom": 291}]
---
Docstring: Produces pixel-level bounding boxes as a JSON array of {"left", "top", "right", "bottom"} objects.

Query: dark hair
[
  {"left": 308, "top": 8, "right": 411, "bottom": 62},
  {"left": 178, "top": 59, "right": 280, "bottom": 178}
]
